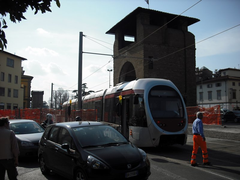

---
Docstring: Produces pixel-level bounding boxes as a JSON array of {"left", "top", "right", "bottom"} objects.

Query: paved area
[{"left": 188, "top": 123, "right": 240, "bottom": 141}]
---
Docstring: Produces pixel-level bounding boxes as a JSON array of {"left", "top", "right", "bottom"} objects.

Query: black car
[
  {"left": 222, "top": 111, "right": 240, "bottom": 123},
  {"left": 38, "top": 121, "right": 151, "bottom": 180},
  {"left": 9, "top": 119, "right": 45, "bottom": 157}
]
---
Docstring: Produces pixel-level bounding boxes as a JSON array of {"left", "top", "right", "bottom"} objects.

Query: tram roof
[
  {"left": 105, "top": 78, "right": 174, "bottom": 96},
  {"left": 82, "top": 89, "right": 106, "bottom": 101}
]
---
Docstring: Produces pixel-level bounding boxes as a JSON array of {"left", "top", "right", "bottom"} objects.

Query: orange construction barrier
[
  {"left": 1, "top": 105, "right": 221, "bottom": 125},
  {"left": 186, "top": 105, "right": 221, "bottom": 125}
]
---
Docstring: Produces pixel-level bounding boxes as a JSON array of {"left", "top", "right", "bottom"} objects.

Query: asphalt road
[
  {"left": 147, "top": 136, "right": 240, "bottom": 180},
  {"left": 5, "top": 123, "right": 240, "bottom": 180}
]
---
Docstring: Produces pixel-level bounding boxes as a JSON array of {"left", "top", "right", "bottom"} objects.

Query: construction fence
[{"left": 0, "top": 105, "right": 221, "bottom": 125}]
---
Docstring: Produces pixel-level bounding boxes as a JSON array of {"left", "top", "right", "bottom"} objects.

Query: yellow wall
[{"left": 0, "top": 51, "right": 26, "bottom": 110}]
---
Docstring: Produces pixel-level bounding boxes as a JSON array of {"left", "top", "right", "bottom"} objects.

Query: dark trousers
[{"left": 0, "top": 159, "right": 18, "bottom": 180}]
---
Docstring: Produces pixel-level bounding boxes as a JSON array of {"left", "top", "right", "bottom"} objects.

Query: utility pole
[
  {"left": 78, "top": 31, "right": 113, "bottom": 111},
  {"left": 51, "top": 83, "right": 53, "bottom": 109},
  {"left": 78, "top": 32, "right": 83, "bottom": 110}
]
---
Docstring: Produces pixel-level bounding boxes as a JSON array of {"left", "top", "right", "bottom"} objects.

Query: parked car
[
  {"left": 220, "top": 109, "right": 228, "bottom": 119},
  {"left": 222, "top": 111, "right": 240, "bottom": 123},
  {"left": 233, "top": 110, "right": 240, "bottom": 122},
  {"left": 38, "top": 121, "right": 151, "bottom": 180},
  {"left": 9, "top": 119, "right": 45, "bottom": 157}
]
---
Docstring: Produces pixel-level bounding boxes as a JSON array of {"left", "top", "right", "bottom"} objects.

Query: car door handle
[{"left": 55, "top": 147, "right": 59, "bottom": 151}]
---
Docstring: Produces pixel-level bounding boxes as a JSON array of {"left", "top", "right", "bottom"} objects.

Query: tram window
[
  {"left": 132, "top": 94, "right": 147, "bottom": 127},
  {"left": 149, "top": 86, "right": 184, "bottom": 118}
]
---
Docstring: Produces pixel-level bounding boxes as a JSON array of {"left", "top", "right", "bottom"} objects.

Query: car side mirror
[{"left": 61, "top": 143, "right": 70, "bottom": 152}]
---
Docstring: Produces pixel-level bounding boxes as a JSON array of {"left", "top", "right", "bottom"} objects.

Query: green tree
[{"left": 0, "top": 0, "right": 60, "bottom": 50}]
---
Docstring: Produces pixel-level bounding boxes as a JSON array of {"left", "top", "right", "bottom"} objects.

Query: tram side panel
[{"left": 63, "top": 79, "right": 188, "bottom": 147}]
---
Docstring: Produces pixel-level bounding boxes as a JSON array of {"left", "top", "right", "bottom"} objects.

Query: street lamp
[{"left": 107, "top": 69, "right": 112, "bottom": 88}]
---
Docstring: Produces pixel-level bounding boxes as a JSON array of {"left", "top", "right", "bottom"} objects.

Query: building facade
[
  {"left": 0, "top": 51, "right": 27, "bottom": 109},
  {"left": 106, "top": 7, "right": 199, "bottom": 106},
  {"left": 196, "top": 68, "right": 240, "bottom": 111},
  {"left": 21, "top": 72, "right": 34, "bottom": 108}
]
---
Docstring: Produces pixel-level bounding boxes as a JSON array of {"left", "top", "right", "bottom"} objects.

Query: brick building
[{"left": 106, "top": 7, "right": 199, "bottom": 106}]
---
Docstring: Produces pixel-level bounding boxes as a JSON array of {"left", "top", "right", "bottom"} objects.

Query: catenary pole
[
  {"left": 78, "top": 32, "right": 83, "bottom": 110},
  {"left": 51, "top": 83, "right": 53, "bottom": 108}
]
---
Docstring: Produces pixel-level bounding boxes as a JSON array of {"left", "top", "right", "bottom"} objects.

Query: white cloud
[
  {"left": 25, "top": 46, "right": 59, "bottom": 57},
  {"left": 36, "top": 28, "right": 50, "bottom": 36},
  {"left": 22, "top": 60, "right": 47, "bottom": 76},
  {"left": 47, "top": 63, "right": 67, "bottom": 75}
]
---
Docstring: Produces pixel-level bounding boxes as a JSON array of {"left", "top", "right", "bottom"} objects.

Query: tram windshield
[{"left": 148, "top": 86, "right": 184, "bottom": 118}]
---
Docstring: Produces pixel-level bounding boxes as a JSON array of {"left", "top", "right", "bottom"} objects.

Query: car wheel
[
  {"left": 74, "top": 168, "right": 87, "bottom": 180},
  {"left": 39, "top": 155, "right": 50, "bottom": 175}
]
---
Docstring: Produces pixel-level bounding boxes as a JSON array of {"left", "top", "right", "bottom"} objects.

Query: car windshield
[
  {"left": 72, "top": 125, "right": 128, "bottom": 148},
  {"left": 10, "top": 121, "right": 45, "bottom": 134}
]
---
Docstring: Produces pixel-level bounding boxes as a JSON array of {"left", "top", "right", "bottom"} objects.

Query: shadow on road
[
  {"left": 143, "top": 143, "right": 240, "bottom": 177},
  {"left": 18, "top": 157, "right": 39, "bottom": 168}
]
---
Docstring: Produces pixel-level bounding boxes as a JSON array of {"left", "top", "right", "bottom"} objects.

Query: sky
[{"left": 3, "top": 0, "right": 240, "bottom": 103}]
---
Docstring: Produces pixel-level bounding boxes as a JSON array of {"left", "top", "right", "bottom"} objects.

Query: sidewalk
[{"left": 188, "top": 124, "right": 240, "bottom": 141}]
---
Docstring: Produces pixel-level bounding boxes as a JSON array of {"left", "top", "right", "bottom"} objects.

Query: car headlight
[
  {"left": 21, "top": 141, "right": 34, "bottom": 147},
  {"left": 138, "top": 148, "right": 150, "bottom": 165},
  {"left": 87, "top": 155, "right": 109, "bottom": 170}
]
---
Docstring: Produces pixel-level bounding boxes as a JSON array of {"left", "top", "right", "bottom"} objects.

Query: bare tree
[{"left": 52, "top": 88, "right": 69, "bottom": 109}]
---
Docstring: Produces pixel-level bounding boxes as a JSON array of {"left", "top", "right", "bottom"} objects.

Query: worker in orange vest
[{"left": 191, "top": 112, "right": 211, "bottom": 166}]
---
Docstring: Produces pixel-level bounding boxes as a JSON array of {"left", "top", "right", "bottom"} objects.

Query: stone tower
[{"left": 106, "top": 7, "right": 199, "bottom": 106}]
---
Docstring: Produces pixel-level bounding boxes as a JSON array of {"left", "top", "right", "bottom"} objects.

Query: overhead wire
[
  {"left": 66, "top": 1, "right": 202, "bottom": 92},
  {"left": 64, "top": 35, "right": 113, "bottom": 91},
  {"left": 81, "top": 36, "right": 114, "bottom": 84},
  {"left": 84, "top": 35, "right": 113, "bottom": 45},
  {"left": 85, "top": 22, "right": 240, "bottom": 91},
  {"left": 111, "top": 23, "right": 240, "bottom": 82},
  {"left": 85, "top": 0, "right": 203, "bottom": 90},
  {"left": 65, "top": 0, "right": 239, "bottom": 93},
  {"left": 114, "top": 0, "right": 202, "bottom": 59},
  {"left": 82, "top": 58, "right": 112, "bottom": 81},
  {"left": 84, "top": 35, "right": 113, "bottom": 51}
]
